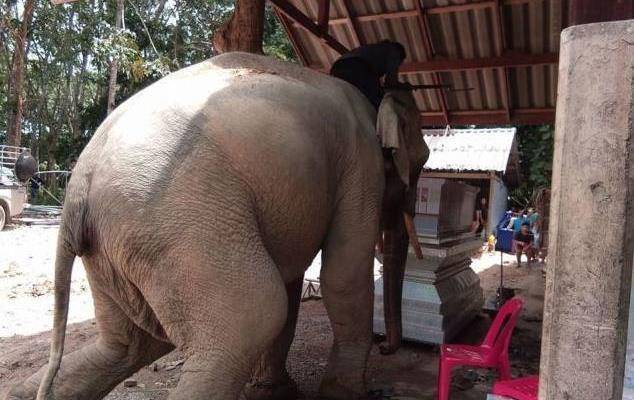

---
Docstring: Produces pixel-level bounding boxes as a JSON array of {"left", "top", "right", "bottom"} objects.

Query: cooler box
[{"left": 495, "top": 211, "right": 515, "bottom": 253}]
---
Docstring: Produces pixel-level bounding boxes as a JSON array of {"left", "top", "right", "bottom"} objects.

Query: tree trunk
[
  {"left": 46, "top": 130, "right": 58, "bottom": 193},
  {"left": 6, "top": 0, "right": 35, "bottom": 146},
  {"left": 71, "top": 51, "right": 89, "bottom": 138},
  {"left": 107, "top": 0, "right": 124, "bottom": 114},
  {"left": 212, "top": 0, "right": 265, "bottom": 54}
]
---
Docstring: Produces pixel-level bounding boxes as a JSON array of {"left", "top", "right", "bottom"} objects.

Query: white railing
[{"left": 0, "top": 145, "right": 31, "bottom": 171}]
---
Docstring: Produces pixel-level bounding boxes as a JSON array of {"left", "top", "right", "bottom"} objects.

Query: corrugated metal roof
[
  {"left": 273, "top": 0, "right": 564, "bottom": 126},
  {"left": 422, "top": 127, "right": 517, "bottom": 172}
]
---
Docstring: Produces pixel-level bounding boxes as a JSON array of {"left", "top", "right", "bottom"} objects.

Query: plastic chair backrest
[{"left": 482, "top": 297, "right": 524, "bottom": 353}]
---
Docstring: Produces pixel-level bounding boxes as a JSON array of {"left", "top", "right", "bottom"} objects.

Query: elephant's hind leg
[
  {"left": 244, "top": 276, "right": 304, "bottom": 400},
  {"left": 158, "top": 241, "right": 288, "bottom": 400},
  {"left": 6, "top": 287, "right": 173, "bottom": 400},
  {"left": 318, "top": 180, "right": 381, "bottom": 399}
]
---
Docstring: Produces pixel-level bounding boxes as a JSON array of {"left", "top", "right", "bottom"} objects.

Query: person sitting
[
  {"left": 514, "top": 222, "right": 533, "bottom": 267},
  {"left": 330, "top": 40, "right": 407, "bottom": 110},
  {"left": 471, "top": 196, "right": 488, "bottom": 238}
]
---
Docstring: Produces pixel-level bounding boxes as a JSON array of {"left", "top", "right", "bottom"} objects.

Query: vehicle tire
[{"left": 0, "top": 204, "right": 6, "bottom": 231}]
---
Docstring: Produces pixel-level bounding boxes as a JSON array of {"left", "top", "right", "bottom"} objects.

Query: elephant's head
[{"left": 376, "top": 89, "right": 429, "bottom": 354}]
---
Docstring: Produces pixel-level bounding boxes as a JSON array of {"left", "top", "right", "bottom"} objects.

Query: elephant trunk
[{"left": 379, "top": 210, "right": 410, "bottom": 355}]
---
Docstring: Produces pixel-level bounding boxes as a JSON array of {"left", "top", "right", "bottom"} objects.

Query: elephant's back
[{"left": 66, "top": 53, "right": 379, "bottom": 274}]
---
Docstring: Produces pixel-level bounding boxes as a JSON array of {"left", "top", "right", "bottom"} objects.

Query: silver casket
[{"left": 374, "top": 178, "right": 484, "bottom": 344}]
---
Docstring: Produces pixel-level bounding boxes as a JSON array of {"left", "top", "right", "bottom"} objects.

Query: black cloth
[
  {"left": 332, "top": 42, "right": 403, "bottom": 80},
  {"left": 514, "top": 231, "right": 533, "bottom": 244},
  {"left": 330, "top": 57, "right": 384, "bottom": 110}
]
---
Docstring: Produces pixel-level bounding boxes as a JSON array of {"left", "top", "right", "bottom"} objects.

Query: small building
[{"left": 421, "top": 127, "right": 520, "bottom": 235}]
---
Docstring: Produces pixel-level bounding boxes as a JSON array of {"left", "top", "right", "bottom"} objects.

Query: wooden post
[
  {"left": 212, "top": 0, "right": 265, "bottom": 54},
  {"left": 539, "top": 20, "right": 634, "bottom": 400},
  {"left": 568, "top": 0, "right": 633, "bottom": 25}
]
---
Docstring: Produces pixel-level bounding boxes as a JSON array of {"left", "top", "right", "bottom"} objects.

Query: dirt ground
[{"left": 0, "top": 225, "right": 544, "bottom": 399}]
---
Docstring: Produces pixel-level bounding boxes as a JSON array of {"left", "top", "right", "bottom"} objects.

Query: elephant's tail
[{"left": 36, "top": 240, "right": 76, "bottom": 400}]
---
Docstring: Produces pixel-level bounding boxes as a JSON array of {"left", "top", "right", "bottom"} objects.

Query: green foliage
[
  {"left": 1, "top": 0, "right": 296, "bottom": 171},
  {"left": 510, "top": 125, "right": 554, "bottom": 209},
  {"left": 263, "top": 5, "right": 296, "bottom": 62}
]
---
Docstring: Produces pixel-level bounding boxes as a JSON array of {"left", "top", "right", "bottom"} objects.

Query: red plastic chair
[
  {"left": 437, "top": 297, "right": 524, "bottom": 400},
  {"left": 492, "top": 375, "right": 539, "bottom": 400}
]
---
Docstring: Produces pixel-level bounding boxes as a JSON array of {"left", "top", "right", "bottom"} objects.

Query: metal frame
[{"left": 270, "top": 0, "right": 561, "bottom": 126}]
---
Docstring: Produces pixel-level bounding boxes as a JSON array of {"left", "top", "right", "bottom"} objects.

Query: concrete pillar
[{"left": 539, "top": 20, "right": 634, "bottom": 400}]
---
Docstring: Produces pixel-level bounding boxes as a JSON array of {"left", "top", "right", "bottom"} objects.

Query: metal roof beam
[
  {"left": 399, "top": 52, "right": 559, "bottom": 74},
  {"left": 328, "top": 10, "right": 418, "bottom": 24},
  {"left": 493, "top": 0, "right": 511, "bottom": 123},
  {"left": 420, "top": 108, "right": 555, "bottom": 126},
  {"left": 317, "top": 0, "right": 330, "bottom": 35},
  {"left": 274, "top": 8, "right": 309, "bottom": 66},
  {"left": 413, "top": 1, "right": 450, "bottom": 125},
  {"left": 268, "top": 0, "right": 348, "bottom": 55},
  {"left": 328, "top": 0, "right": 544, "bottom": 25},
  {"left": 341, "top": 0, "right": 363, "bottom": 47}
]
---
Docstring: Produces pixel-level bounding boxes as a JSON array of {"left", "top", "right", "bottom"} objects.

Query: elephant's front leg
[
  {"left": 318, "top": 208, "right": 379, "bottom": 399},
  {"left": 243, "top": 276, "right": 303, "bottom": 400}
]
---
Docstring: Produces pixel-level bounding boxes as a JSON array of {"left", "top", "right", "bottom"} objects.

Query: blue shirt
[{"left": 513, "top": 216, "right": 527, "bottom": 232}]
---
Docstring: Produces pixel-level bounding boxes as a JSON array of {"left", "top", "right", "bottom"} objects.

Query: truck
[{"left": 0, "top": 145, "right": 30, "bottom": 230}]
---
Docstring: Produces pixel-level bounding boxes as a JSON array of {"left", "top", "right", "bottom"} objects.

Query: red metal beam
[
  {"left": 420, "top": 108, "right": 555, "bottom": 126},
  {"left": 329, "top": 10, "right": 418, "bottom": 24},
  {"left": 568, "top": 0, "right": 633, "bottom": 25},
  {"left": 399, "top": 52, "right": 559, "bottom": 74},
  {"left": 493, "top": 0, "right": 511, "bottom": 123},
  {"left": 328, "top": 0, "right": 544, "bottom": 25},
  {"left": 274, "top": 8, "right": 309, "bottom": 66},
  {"left": 268, "top": 0, "right": 348, "bottom": 55},
  {"left": 317, "top": 0, "right": 330, "bottom": 35},
  {"left": 414, "top": 2, "right": 450, "bottom": 125},
  {"left": 427, "top": 0, "right": 495, "bottom": 14},
  {"left": 341, "top": 0, "right": 363, "bottom": 47}
]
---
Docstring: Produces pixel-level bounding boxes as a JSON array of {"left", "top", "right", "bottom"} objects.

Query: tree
[
  {"left": 212, "top": 0, "right": 265, "bottom": 54},
  {"left": 510, "top": 124, "right": 554, "bottom": 208},
  {"left": 6, "top": 0, "right": 35, "bottom": 146},
  {"left": 0, "top": 0, "right": 295, "bottom": 179},
  {"left": 107, "top": 0, "right": 125, "bottom": 114}
]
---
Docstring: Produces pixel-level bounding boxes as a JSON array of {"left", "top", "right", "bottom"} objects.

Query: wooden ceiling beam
[
  {"left": 268, "top": 0, "right": 348, "bottom": 54},
  {"left": 427, "top": 1, "right": 495, "bottom": 14},
  {"left": 493, "top": 0, "right": 511, "bottom": 124},
  {"left": 398, "top": 52, "right": 559, "bottom": 74},
  {"left": 413, "top": 2, "right": 450, "bottom": 126},
  {"left": 420, "top": 108, "right": 555, "bottom": 126},
  {"left": 317, "top": 0, "right": 330, "bottom": 35},
  {"left": 341, "top": 0, "right": 363, "bottom": 47},
  {"left": 274, "top": 8, "right": 309, "bottom": 66},
  {"left": 328, "top": 10, "right": 418, "bottom": 24},
  {"left": 327, "top": 0, "right": 544, "bottom": 25}
]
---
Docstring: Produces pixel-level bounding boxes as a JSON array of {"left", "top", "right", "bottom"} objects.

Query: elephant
[{"left": 7, "top": 52, "right": 428, "bottom": 400}]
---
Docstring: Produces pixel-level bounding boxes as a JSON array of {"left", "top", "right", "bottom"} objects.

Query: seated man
[
  {"left": 330, "top": 40, "right": 407, "bottom": 110},
  {"left": 514, "top": 222, "right": 533, "bottom": 267}
]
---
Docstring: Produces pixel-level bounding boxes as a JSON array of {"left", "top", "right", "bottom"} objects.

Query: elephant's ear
[{"left": 377, "top": 93, "right": 410, "bottom": 187}]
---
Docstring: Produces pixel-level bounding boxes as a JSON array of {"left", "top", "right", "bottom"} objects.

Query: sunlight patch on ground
[{"left": 0, "top": 225, "right": 95, "bottom": 337}]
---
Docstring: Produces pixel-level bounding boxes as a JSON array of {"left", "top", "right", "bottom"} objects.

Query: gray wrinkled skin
[{"left": 7, "top": 52, "right": 425, "bottom": 400}]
